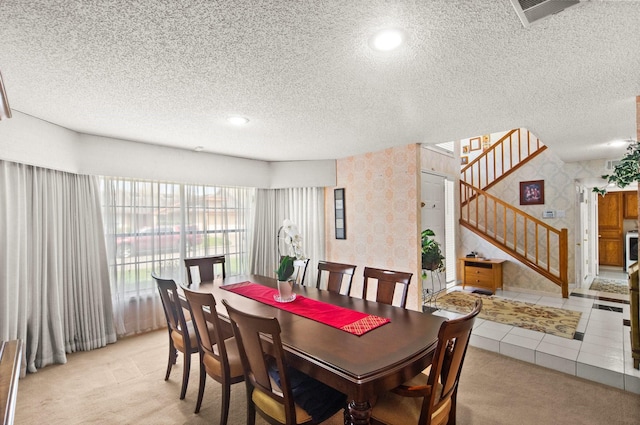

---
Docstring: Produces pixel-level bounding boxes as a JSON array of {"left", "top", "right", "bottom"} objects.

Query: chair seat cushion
[
  {"left": 203, "top": 337, "right": 244, "bottom": 378},
  {"left": 171, "top": 320, "right": 212, "bottom": 353},
  {"left": 252, "top": 387, "right": 312, "bottom": 424},
  {"left": 267, "top": 363, "right": 346, "bottom": 423},
  {"left": 371, "top": 373, "right": 449, "bottom": 425}
]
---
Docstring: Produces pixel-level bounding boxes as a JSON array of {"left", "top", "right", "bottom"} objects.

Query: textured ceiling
[{"left": 0, "top": 0, "right": 639, "bottom": 162}]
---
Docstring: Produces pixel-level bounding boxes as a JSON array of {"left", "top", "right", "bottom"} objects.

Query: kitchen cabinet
[{"left": 624, "top": 191, "right": 638, "bottom": 219}]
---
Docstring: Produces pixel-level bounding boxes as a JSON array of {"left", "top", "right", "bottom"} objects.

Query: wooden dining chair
[
  {"left": 185, "top": 255, "right": 226, "bottom": 285},
  {"left": 221, "top": 299, "right": 316, "bottom": 425},
  {"left": 183, "top": 288, "right": 244, "bottom": 423},
  {"left": 362, "top": 267, "right": 413, "bottom": 308},
  {"left": 152, "top": 273, "right": 199, "bottom": 400},
  {"left": 371, "top": 299, "right": 482, "bottom": 425},
  {"left": 316, "top": 260, "right": 357, "bottom": 295}
]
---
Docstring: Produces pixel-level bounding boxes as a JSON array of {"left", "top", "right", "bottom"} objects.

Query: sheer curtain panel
[
  {"left": 0, "top": 160, "right": 116, "bottom": 373},
  {"left": 101, "top": 179, "right": 253, "bottom": 336},
  {"left": 251, "top": 188, "right": 324, "bottom": 286}
]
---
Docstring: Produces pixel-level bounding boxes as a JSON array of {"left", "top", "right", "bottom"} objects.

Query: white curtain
[
  {"left": 0, "top": 160, "right": 116, "bottom": 373},
  {"left": 101, "top": 178, "right": 254, "bottom": 336},
  {"left": 251, "top": 188, "right": 325, "bottom": 286}
]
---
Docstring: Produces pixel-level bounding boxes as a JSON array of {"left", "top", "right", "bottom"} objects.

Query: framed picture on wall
[
  {"left": 519, "top": 180, "right": 544, "bottom": 205},
  {"left": 334, "top": 188, "right": 346, "bottom": 239},
  {"left": 461, "top": 156, "right": 468, "bottom": 165},
  {"left": 462, "top": 145, "right": 469, "bottom": 154},
  {"left": 470, "top": 137, "right": 481, "bottom": 151}
]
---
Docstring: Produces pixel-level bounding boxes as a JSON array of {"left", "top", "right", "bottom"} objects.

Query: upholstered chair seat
[
  {"left": 252, "top": 385, "right": 313, "bottom": 424},
  {"left": 202, "top": 337, "right": 244, "bottom": 378}
]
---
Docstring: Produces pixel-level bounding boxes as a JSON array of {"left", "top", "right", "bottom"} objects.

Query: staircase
[{"left": 460, "top": 129, "right": 569, "bottom": 298}]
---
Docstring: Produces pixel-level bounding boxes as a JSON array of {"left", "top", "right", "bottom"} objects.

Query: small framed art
[
  {"left": 519, "top": 180, "right": 544, "bottom": 205},
  {"left": 470, "top": 137, "right": 481, "bottom": 151},
  {"left": 461, "top": 156, "right": 468, "bottom": 165},
  {"left": 334, "top": 188, "right": 346, "bottom": 239}
]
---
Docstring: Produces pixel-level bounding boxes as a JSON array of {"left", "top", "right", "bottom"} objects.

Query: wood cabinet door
[
  {"left": 624, "top": 191, "right": 638, "bottom": 219},
  {"left": 598, "top": 192, "right": 623, "bottom": 266}
]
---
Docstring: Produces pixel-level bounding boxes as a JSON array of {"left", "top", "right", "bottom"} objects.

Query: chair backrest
[
  {"left": 152, "top": 273, "right": 190, "bottom": 341},
  {"left": 420, "top": 299, "right": 482, "bottom": 425},
  {"left": 316, "top": 261, "right": 357, "bottom": 295},
  {"left": 362, "top": 267, "right": 413, "bottom": 308},
  {"left": 185, "top": 255, "right": 226, "bottom": 285},
  {"left": 183, "top": 287, "right": 230, "bottom": 376},
  {"left": 222, "top": 299, "right": 298, "bottom": 424}
]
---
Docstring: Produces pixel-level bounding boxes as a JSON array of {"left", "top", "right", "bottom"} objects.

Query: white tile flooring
[{"left": 433, "top": 268, "right": 640, "bottom": 394}]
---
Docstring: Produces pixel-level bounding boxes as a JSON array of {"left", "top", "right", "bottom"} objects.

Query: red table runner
[{"left": 221, "top": 282, "right": 390, "bottom": 336}]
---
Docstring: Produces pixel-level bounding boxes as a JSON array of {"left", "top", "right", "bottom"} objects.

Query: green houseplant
[
  {"left": 275, "top": 219, "right": 305, "bottom": 282},
  {"left": 421, "top": 229, "right": 445, "bottom": 272},
  {"left": 593, "top": 140, "right": 640, "bottom": 195}
]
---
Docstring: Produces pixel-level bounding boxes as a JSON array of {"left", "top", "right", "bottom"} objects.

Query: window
[{"left": 100, "top": 178, "right": 254, "bottom": 295}]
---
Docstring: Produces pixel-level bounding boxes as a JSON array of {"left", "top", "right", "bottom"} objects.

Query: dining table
[{"left": 183, "top": 274, "right": 446, "bottom": 425}]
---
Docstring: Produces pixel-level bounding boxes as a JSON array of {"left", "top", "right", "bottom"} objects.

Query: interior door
[{"left": 598, "top": 192, "right": 623, "bottom": 267}]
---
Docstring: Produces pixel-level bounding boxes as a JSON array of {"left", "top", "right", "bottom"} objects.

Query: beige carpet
[
  {"left": 589, "top": 277, "right": 629, "bottom": 295},
  {"left": 436, "top": 291, "right": 581, "bottom": 339},
  {"left": 14, "top": 329, "right": 640, "bottom": 425}
]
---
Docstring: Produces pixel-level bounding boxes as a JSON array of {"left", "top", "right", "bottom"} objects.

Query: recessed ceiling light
[
  {"left": 194, "top": 146, "right": 204, "bottom": 152},
  {"left": 227, "top": 115, "right": 249, "bottom": 125},
  {"left": 370, "top": 29, "right": 404, "bottom": 51}
]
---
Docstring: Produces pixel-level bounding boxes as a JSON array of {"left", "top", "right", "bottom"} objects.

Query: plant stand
[{"left": 422, "top": 270, "right": 446, "bottom": 312}]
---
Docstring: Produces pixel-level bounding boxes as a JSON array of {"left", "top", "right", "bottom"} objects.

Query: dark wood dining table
[{"left": 185, "top": 275, "right": 446, "bottom": 425}]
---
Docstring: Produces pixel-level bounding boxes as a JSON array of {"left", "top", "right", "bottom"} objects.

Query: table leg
[{"left": 344, "top": 400, "right": 372, "bottom": 425}]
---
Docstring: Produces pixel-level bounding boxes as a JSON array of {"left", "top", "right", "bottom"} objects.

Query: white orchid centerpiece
[{"left": 276, "top": 219, "right": 306, "bottom": 282}]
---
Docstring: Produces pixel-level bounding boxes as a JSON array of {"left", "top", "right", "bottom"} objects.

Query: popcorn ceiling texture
[{"left": 0, "top": 1, "right": 638, "bottom": 161}]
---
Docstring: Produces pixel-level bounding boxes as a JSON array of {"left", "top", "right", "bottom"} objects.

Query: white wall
[
  {"left": 0, "top": 112, "right": 336, "bottom": 188},
  {"left": 0, "top": 111, "right": 81, "bottom": 172},
  {"left": 269, "top": 160, "right": 336, "bottom": 188}
]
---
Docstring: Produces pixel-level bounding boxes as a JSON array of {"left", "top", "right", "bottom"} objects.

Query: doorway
[{"left": 421, "top": 172, "right": 456, "bottom": 290}]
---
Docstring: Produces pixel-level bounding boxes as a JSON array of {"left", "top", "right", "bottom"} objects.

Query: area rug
[
  {"left": 588, "top": 278, "right": 629, "bottom": 295},
  {"left": 436, "top": 291, "right": 581, "bottom": 339}
]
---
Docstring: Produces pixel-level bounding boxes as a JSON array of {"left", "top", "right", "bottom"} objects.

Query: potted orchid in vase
[{"left": 275, "top": 219, "right": 306, "bottom": 301}]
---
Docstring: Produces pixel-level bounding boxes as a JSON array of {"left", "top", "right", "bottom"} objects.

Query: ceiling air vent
[{"left": 509, "top": 0, "right": 581, "bottom": 27}]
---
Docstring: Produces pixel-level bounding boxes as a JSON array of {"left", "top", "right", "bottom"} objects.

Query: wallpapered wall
[{"left": 325, "top": 144, "right": 422, "bottom": 310}]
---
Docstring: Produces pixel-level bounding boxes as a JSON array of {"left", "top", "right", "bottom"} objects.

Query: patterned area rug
[
  {"left": 436, "top": 291, "right": 581, "bottom": 339},
  {"left": 588, "top": 278, "right": 629, "bottom": 295}
]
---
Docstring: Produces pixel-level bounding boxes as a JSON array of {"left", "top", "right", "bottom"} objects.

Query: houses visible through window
[{"left": 99, "top": 178, "right": 254, "bottom": 294}]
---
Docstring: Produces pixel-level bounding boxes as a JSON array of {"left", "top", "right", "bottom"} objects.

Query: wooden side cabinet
[{"left": 460, "top": 258, "right": 506, "bottom": 293}]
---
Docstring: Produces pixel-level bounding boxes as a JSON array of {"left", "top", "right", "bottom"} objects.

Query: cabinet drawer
[
  {"left": 465, "top": 267, "right": 493, "bottom": 281},
  {"left": 466, "top": 276, "right": 493, "bottom": 286}
]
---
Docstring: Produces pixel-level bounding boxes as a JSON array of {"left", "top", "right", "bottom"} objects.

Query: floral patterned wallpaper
[{"left": 325, "top": 144, "right": 422, "bottom": 310}]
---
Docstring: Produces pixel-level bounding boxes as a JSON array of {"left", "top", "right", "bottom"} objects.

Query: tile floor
[{"left": 433, "top": 267, "right": 640, "bottom": 394}]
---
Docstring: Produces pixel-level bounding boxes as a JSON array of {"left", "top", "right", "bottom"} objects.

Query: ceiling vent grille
[{"left": 509, "top": 0, "right": 581, "bottom": 27}]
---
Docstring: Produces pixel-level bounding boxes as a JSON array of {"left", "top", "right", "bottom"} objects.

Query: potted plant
[
  {"left": 593, "top": 140, "right": 640, "bottom": 195},
  {"left": 421, "top": 229, "right": 445, "bottom": 272},
  {"left": 275, "top": 219, "right": 305, "bottom": 301}
]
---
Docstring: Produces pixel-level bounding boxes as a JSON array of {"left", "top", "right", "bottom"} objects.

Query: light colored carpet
[
  {"left": 436, "top": 291, "right": 581, "bottom": 339},
  {"left": 14, "top": 329, "right": 640, "bottom": 425},
  {"left": 589, "top": 277, "right": 629, "bottom": 295}
]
